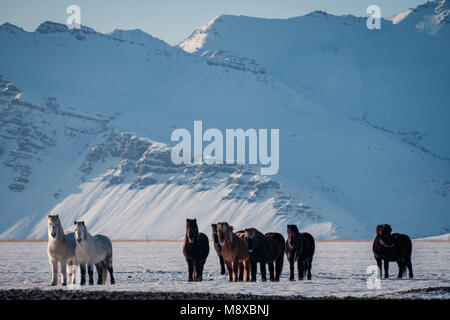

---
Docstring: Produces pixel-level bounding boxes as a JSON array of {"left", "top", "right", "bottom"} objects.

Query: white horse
[
  {"left": 74, "top": 221, "right": 115, "bottom": 285},
  {"left": 47, "top": 214, "right": 77, "bottom": 286}
]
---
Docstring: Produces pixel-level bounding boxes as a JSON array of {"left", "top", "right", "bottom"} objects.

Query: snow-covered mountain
[
  {"left": 0, "top": 1, "right": 449, "bottom": 239},
  {"left": 180, "top": 0, "right": 450, "bottom": 159}
]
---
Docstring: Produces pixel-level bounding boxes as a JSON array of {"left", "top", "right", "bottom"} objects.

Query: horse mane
[
  {"left": 376, "top": 224, "right": 392, "bottom": 236},
  {"left": 245, "top": 227, "right": 264, "bottom": 239}
]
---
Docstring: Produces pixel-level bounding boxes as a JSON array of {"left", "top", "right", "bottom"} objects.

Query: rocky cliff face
[{"left": 0, "top": 75, "right": 109, "bottom": 192}]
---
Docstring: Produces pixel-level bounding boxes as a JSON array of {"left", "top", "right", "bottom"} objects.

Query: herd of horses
[
  {"left": 46, "top": 214, "right": 413, "bottom": 286},
  {"left": 183, "top": 219, "right": 413, "bottom": 282}
]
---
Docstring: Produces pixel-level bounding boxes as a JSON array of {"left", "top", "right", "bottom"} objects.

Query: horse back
[
  {"left": 392, "top": 233, "right": 412, "bottom": 257},
  {"left": 298, "top": 232, "right": 315, "bottom": 259},
  {"left": 265, "top": 232, "right": 285, "bottom": 253},
  {"left": 264, "top": 232, "right": 285, "bottom": 259}
]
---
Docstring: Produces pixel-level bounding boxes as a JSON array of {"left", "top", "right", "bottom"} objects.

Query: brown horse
[
  {"left": 217, "top": 222, "right": 251, "bottom": 282},
  {"left": 183, "top": 219, "right": 209, "bottom": 281},
  {"left": 244, "top": 228, "right": 285, "bottom": 282}
]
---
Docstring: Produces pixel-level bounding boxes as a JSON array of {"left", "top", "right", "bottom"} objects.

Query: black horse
[
  {"left": 211, "top": 223, "right": 226, "bottom": 275},
  {"left": 285, "top": 225, "right": 315, "bottom": 281},
  {"left": 183, "top": 219, "right": 209, "bottom": 281},
  {"left": 373, "top": 224, "right": 413, "bottom": 278},
  {"left": 243, "top": 228, "right": 285, "bottom": 282}
]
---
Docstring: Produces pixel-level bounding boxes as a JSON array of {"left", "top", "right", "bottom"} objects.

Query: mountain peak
[
  {"left": 109, "top": 28, "right": 157, "bottom": 44},
  {"left": 35, "top": 21, "right": 69, "bottom": 34},
  {"left": 0, "top": 22, "right": 25, "bottom": 34},
  {"left": 35, "top": 21, "right": 97, "bottom": 35}
]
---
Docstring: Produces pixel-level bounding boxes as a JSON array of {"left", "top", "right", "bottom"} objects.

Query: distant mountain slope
[
  {"left": 0, "top": 10, "right": 449, "bottom": 239},
  {"left": 0, "top": 77, "right": 366, "bottom": 239},
  {"left": 180, "top": 0, "right": 450, "bottom": 159}
]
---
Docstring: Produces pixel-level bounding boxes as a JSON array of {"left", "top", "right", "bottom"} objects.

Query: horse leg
[
  {"left": 268, "top": 262, "right": 275, "bottom": 281},
  {"left": 383, "top": 260, "right": 389, "bottom": 279},
  {"left": 87, "top": 264, "right": 94, "bottom": 285},
  {"left": 101, "top": 263, "right": 108, "bottom": 285},
  {"left": 193, "top": 262, "right": 198, "bottom": 281},
  {"left": 106, "top": 258, "right": 115, "bottom": 284},
  {"left": 95, "top": 263, "right": 103, "bottom": 285},
  {"left": 251, "top": 259, "right": 258, "bottom": 282},
  {"left": 243, "top": 260, "right": 251, "bottom": 282},
  {"left": 307, "top": 258, "right": 312, "bottom": 280},
  {"left": 198, "top": 260, "right": 206, "bottom": 281},
  {"left": 226, "top": 262, "right": 233, "bottom": 282},
  {"left": 80, "top": 263, "right": 86, "bottom": 285},
  {"left": 187, "top": 259, "right": 194, "bottom": 282},
  {"left": 232, "top": 261, "right": 239, "bottom": 282},
  {"left": 407, "top": 260, "right": 413, "bottom": 279},
  {"left": 397, "top": 260, "right": 404, "bottom": 278},
  {"left": 50, "top": 259, "right": 58, "bottom": 286},
  {"left": 275, "top": 255, "right": 284, "bottom": 281},
  {"left": 60, "top": 260, "right": 67, "bottom": 286},
  {"left": 219, "top": 256, "right": 226, "bottom": 275},
  {"left": 238, "top": 263, "right": 244, "bottom": 281},
  {"left": 376, "top": 258, "right": 382, "bottom": 279},
  {"left": 289, "top": 259, "right": 295, "bottom": 281},
  {"left": 194, "top": 263, "right": 202, "bottom": 282},
  {"left": 298, "top": 260, "right": 304, "bottom": 281},
  {"left": 260, "top": 262, "right": 267, "bottom": 282},
  {"left": 68, "top": 260, "right": 76, "bottom": 285}
]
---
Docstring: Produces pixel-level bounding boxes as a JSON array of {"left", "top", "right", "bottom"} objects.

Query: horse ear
[
  {"left": 81, "top": 221, "right": 85, "bottom": 225},
  {"left": 74, "top": 221, "right": 77, "bottom": 225},
  {"left": 376, "top": 225, "right": 382, "bottom": 235},
  {"left": 56, "top": 214, "right": 58, "bottom": 217}
]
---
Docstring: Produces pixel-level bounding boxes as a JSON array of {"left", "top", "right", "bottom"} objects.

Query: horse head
[
  {"left": 48, "top": 214, "right": 62, "bottom": 239},
  {"left": 376, "top": 224, "right": 394, "bottom": 248},
  {"left": 186, "top": 219, "right": 199, "bottom": 244},
  {"left": 244, "top": 228, "right": 260, "bottom": 253},
  {"left": 217, "top": 222, "right": 233, "bottom": 246},
  {"left": 74, "top": 221, "right": 88, "bottom": 244},
  {"left": 287, "top": 224, "right": 300, "bottom": 248}
]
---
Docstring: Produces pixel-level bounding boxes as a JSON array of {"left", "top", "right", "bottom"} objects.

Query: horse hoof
[
  {"left": 62, "top": 282, "right": 67, "bottom": 286},
  {"left": 50, "top": 282, "right": 57, "bottom": 286},
  {"left": 111, "top": 280, "right": 115, "bottom": 285}
]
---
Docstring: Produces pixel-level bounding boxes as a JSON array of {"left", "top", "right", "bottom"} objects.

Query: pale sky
[{"left": 0, "top": 0, "right": 427, "bottom": 44}]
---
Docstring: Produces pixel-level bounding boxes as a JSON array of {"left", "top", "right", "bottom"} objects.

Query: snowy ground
[{"left": 0, "top": 241, "right": 448, "bottom": 299}]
